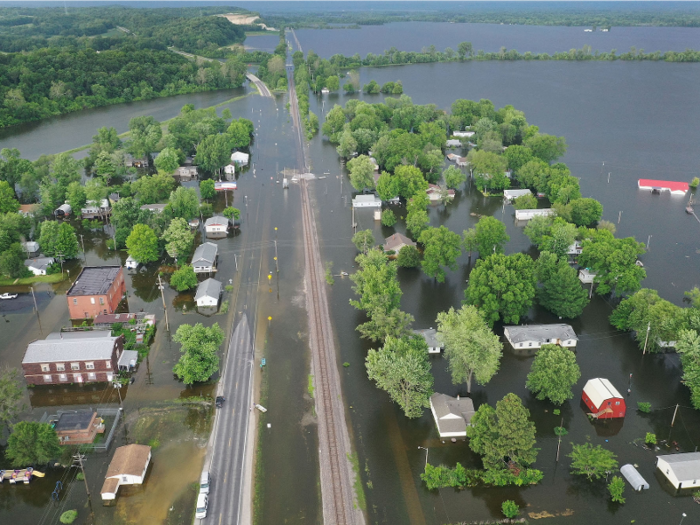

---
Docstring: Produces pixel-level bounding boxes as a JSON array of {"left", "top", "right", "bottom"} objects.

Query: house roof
[
  {"left": 23, "top": 332, "right": 119, "bottom": 364},
  {"left": 413, "top": 329, "right": 441, "bottom": 348},
  {"left": 67, "top": 266, "right": 122, "bottom": 297},
  {"left": 383, "top": 233, "right": 416, "bottom": 252},
  {"left": 105, "top": 444, "right": 152, "bottom": 479},
  {"left": 195, "top": 278, "right": 222, "bottom": 301},
  {"left": 503, "top": 189, "right": 533, "bottom": 199},
  {"left": 583, "top": 378, "right": 623, "bottom": 408},
  {"left": 446, "top": 139, "right": 462, "bottom": 146},
  {"left": 657, "top": 452, "right": 700, "bottom": 482},
  {"left": 504, "top": 324, "right": 577, "bottom": 344},
  {"left": 215, "top": 181, "right": 237, "bottom": 191},
  {"left": 101, "top": 477, "right": 120, "bottom": 496},
  {"left": 22, "top": 241, "right": 40, "bottom": 252},
  {"left": 231, "top": 151, "right": 249, "bottom": 162},
  {"left": 430, "top": 393, "right": 475, "bottom": 434},
  {"left": 118, "top": 350, "right": 139, "bottom": 368},
  {"left": 24, "top": 257, "right": 54, "bottom": 271},
  {"left": 191, "top": 242, "right": 218, "bottom": 266},
  {"left": 205, "top": 216, "right": 229, "bottom": 228},
  {"left": 54, "top": 410, "right": 96, "bottom": 432},
  {"left": 19, "top": 204, "right": 40, "bottom": 215},
  {"left": 352, "top": 194, "right": 381, "bottom": 204},
  {"left": 638, "top": 179, "right": 689, "bottom": 193},
  {"left": 139, "top": 203, "right": 167, "bottom": 212}
]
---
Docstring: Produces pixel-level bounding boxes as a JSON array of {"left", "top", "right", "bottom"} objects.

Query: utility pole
[
  {"left": 30, "top": 286, "right": 43, "bottom": 336},
  {"left": 73, "top": 452, "right": 91, "bottom": 500},
  {"left": 608, "top": 172, "right": 611, "bottom": 184},
  {"left": 80, "top": 234, "right": 86, "bottom": 262},
  {"left": 556, "top": 417, "right": 564, "bottom": 462},
  {"left": 274, "top": 240, "right": 279, "bottom": 273},
  {"left": 671, "top": 404, "right": 679, "bottom": 427},
  {"left": 618, "top": 210, "right": 622, "bottom": 224},
  {"left": 157, "top": 274, "right": 169, "bottom": 332},
  {"left": 234, "top": 253, "right": 238, "bottom": 271},
  {"left": 642, "top": 322, "right": 651, "bottom": 355},
  {"left": 647, "top": 234, "right": 652, "bottom": 250}
]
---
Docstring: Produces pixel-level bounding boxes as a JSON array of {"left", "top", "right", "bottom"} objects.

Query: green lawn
[{"left": 0, "top": 273, "right": 66, "bottom": 286}]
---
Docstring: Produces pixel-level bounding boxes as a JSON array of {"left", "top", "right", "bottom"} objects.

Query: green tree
[
  {"left": 322, "top": 105, "right": 346, "bottom": 143},
  {"left": 352, "top": 229, "right": 375, "bottom": 253},
  {"left": 538, "top": 256, "right": 590, "bottom": 318},
  {"left": 468, "top": 393, "right": 538, "bottom": 470},
  {"left": 608, "top": 476, "right": 626, "bottom": 504},
  {"left": 375, "top": 172, "right": 400, "bottom": 202},
  {"left": 132, "top": 172, "right": 176, "bottom": 204},
  {"left": 526, "top": 345, "right": 581, "bottom": 404},
  {"left": 501, "top": 501, "right": 520, "bottom": 519},
  {"left": 168, "top": 187, "right": 199, "bottom": 221},
  {"left": 396, "top": 245, "right": 420, "bottom": 268},
  {"left": 395, "top": 165, "right": 428, "bottom": 200},
  {"left": 381, "top": 209, "right": 396, "bottom": 227},
  {"left": 163, "top": 218, "right": 194, "bottom": 261},
  {"left": 0, "top": 367, "right": 24, "bottom": 433},
  {"left": 227, "top": 120, "right": 252, "bottom": 148},
  {"left": 222, "top": 207, "right": 241, "bottom": 220},
  {"left": 154, "top": 147, "right": 181, "bottom": 174},
  {"left": 523, "top": 214, "right": 554, "bottom": 247},
  {"left": 347, "top": 155, "right": 376, "bottom": 191},
  {"left": 38, "top": 221, "right": 79, "bottom": 259},
  {"left": 0, "top": 149, "right": 34, "bottom": 199},
  {"left": 65, "top": 181, "right": 86, "bottom": 211},
  {"left": 436, "top": 305, "right": 503, "bottom": 394},
  {"left": 195, "top": 134, "right": 231, "bottom": 175},
  {"left": 418, "top": 226, "right": 462, "bottom": 282},
  {"left": 443, "top": 165, "right": 466, "bottom": 189},
  {"left": 568, "top": 443, "right": 618, "bottom": 480},
  {"left": 126, "top": 224, "right": 159, "bottom": 263},
  {"left": 0, "top": 181, "right": 19, "bottom": 213},
  {"left": 326, "top": 75, "right": 340, "bottom": 92},
  {"left": 465, "top": 253, "right": 537, "bottom": 327},
  {"left": 676, "top": 329, "right": 700, "bottom": 409},
  {"left": 503, "top": 144, "right": 534, "bottom": 173},
  {"left": 170, "top": 265, "right": 198, "bottom": 292},
  {"left": 5, "top": 422, "right": 61, "bottom": 467},
  {"left": 457, "top": 41, "right": 473, "bottom": 59},
  {"left": 578, "top": 230, "right": 646, "bottom": 296},
  {"left": 336, "top": 130, "right": 358, "bottom": 158},
  {"left": 525, "top": 133, "right": 567, "bottom": 164},
  {"left": 366, "top": 336, "right": 433, "bottom": 418},
  {"left": 199, "top": 179, "right": 216, "bottom": 200},
  {"left": 474, "top": 216, "right": 509, "bottom": 256},
  {"left": 173, "top": 323, "right": 224, "bottom": 384},
  {"left": 467, "top": 150, "right": 509, "bottom": 192},
  {"left": 126, "top": 116, "right": 162, "bottom": 159},
  {"left": 59, "top": 510, "right": 78, "bottom": 524},
  {"left": 0, "top": 243, "right": 29, "bottom": 278},
  {"left": 570, "top": 198, "right": 603, "bottom": 227},
  {"left": 513, "top": 193, "right": 537, "bottom": 210},
  {"left": 462, "top": 228, "right": 477, "bottom": 259}
]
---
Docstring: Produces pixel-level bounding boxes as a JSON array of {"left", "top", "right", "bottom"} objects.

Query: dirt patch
[{"left": 218, "top": 13, "right": 274, "bottom": 31}]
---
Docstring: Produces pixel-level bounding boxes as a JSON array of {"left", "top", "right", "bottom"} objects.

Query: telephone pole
[
  {"left": 73, "top": 452, "right": 91, "bottom": 500},
  {"left": 274, "top": 240, "right": 279, "bottom": 273},
  {"left": 79, "top": 234, "right": 86, "bottom": 262},
  {"left": 642, "top": 322, "right": 651, "bottom": 355},
  {"left": 157, "top": 274, "right": 169, "bottom": 332}
]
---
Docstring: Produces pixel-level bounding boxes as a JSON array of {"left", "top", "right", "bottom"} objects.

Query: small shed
[
  {"left": 429, "top": 393, "right": 475, "bottom": 438},
  {"left": 413, "top": 329, "right": 443, "bottom": 354},
  {"left": 352, "top": 195, "right": 382, "bottom": 208},
  {"left": 100, "top": 444, "right": 152, "bottom": 501},
  {"left": 582, "top": 378, "right": 626, "bottom": 419},
  {"left": 656, "top": 452, "right": 700, "bottom": 490},
  {"left": 231, "top": 151, "right": 250, "bottom": 166},
  {"left": 54, "top": 203, "right": 72, "bottom": 218},
  {"left": 125, "top": 256, "right": 138, "bottom": 270},
  {"left": 515, "top": 208, "right": 555, "bottom": 221},
  {"left": 579, "top": 268, "right": 597, "bottom": 284},
  {"left": 24, "top": 257, "right": 54, "bottom": 276},
  {"left": 117, "top": 350, "right": 139, "bottom": 371},
  {"left": 195, "top": 278, "right": 222, "bottom": 307},
  {"left": 620, "top": 464, "right": 649, "bottom": 491}
]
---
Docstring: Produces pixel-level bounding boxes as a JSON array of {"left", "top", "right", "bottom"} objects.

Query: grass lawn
[{"left": 0, "top": 273, "right": 66, "bottom": 286}]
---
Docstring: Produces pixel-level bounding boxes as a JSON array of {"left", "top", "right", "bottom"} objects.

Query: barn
[{"left": 581, "top": 378, "right": 626, "bottom": 419}]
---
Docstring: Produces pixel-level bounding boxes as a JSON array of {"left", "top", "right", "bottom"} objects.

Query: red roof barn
[{"left": 582, "top": 378, "right": 626, "bottom": 419}]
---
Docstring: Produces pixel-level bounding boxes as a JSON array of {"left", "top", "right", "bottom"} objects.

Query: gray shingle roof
[
  {"left": 430, "top": 393, "right": 475, "bottom": 435},
  {"left": 191, "top": 242, "right": 218, "bottom": 266},
  {"left": 23, "top": 332, "right": 118, "bottom": 364},
  {"left": 504, "top": 324, "right": 577, "bottom": 344},
  {"left": 24, "top": 257, "right": 54, "bottom": 272},
  {"left": 205, "top": 216, "right": 229, "bottom": 228},
  {"left": 384, "top": 233, "right": 416, "bottom": 252},
  {"left": 195, "top": 278, "right": 222, "bottom": 301},
  {"left": 658, "top": 452, "right": 700, "bottom": 482},
  {"left": 67, "top": 266, "right": 121, "bottom": 297},
  {"left": 413, "top": 329, "right": 441, "bottom": 349}
]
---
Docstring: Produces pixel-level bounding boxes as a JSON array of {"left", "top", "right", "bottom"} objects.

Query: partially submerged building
[
  {"left": 204, "top": 216, "right": 229, "bottom": 239},
  {"left": 24, "top": 257, "right": 54, "bottom": 276},
  {"left": 100, "top": 444, "right": 152, "bottom": 502},
  {"left": 52, "top": 410, "right": 104, "bottom": 445},
  {"left": 514, "top": 208, "right": 555, "bottom": 221},
  {"left": 656, "top": 452, "right": 700, "bottom": 490},
  {"left": 66, "top": 266, "right": 126, "bottom": 319},
  {"left": 191, "top": 242, "right": 218, "bottom": 274},
  {"left": 581, "top": 378, "right": 626, "bottom": 419},
  {"left": 504, "top": 324, "right": 578, "bottom": 350},
  {"left": 413, "top": 328, "right": 443, "bottom": 354},
  {"left": 429, "top": 393, "right": 475, "bottom": 438},
  {"left": 352, "top": 195, "right": 382, "bottom": 208},
  {"left": 195, "top": 278, "right": 222, "bottom": 307},
  {"left": 383, "top": 233, "right": 416, "bottom": 254}
]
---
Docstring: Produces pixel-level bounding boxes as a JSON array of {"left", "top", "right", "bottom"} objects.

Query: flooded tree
[
  {"left": 568, "top": 443, "right": 618, "bottom": 480},
  {"left": 418, "top": 226, "right": 462, "bottom": 282},
  {"left": 526, "top": 344, "right": 581, "bottom": 404},
  {"left": 173, "top": 323, "right": 224, "bottom": 385},
  {"left": 0, "top": 366, "right": 24, "bottom": 434},
  {"left": 5, "top": 422, "right": 60, "bottom": 467}
]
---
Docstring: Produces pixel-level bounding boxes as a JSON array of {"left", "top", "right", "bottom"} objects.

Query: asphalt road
[{"left": 245, "top": 73, "right": 273, "bottom": 98}]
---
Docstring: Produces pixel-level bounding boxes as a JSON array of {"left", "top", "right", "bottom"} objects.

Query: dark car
[{"left": 215, "top": 396, "right": 225, "bottom": 408}]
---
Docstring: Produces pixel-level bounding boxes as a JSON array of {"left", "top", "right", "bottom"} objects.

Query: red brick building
[
  {"left": 53, "top": 410, "right": 105, "bottom": 445},
  {"left": 66, "top": 266, "right": 126, "bottom": 319},
  {"left": 22, "top": 331, "right": 124, "bottom": 385}
]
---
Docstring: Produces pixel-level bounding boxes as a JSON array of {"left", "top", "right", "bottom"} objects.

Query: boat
[
  {"left": 255, "top": 404, "right": 267, "bottom": 413},
  {"left": 0, "top": 293, "right": 18, "bottom": 300},
  {"left": 1, "top": 467, "right": 44, "bottom": 484}
]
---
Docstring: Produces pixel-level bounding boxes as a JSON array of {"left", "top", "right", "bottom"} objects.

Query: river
[{"left": 1, "top": 36, "right": 700, "bottom": 525}]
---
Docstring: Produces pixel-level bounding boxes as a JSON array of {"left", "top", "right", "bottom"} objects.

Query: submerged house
[
  {"left": 656, "top": 452, "right": 700, "bottom": 490},
  {"left": 514, "top": 208, "right": 555, "bottom": 221},
  {"left": 352, "top": 195, "right": 382, "bottom": 208},
  {"left": 80, "top": 199, "right": 111, "bottom": 219},
  {"left": 504, "top": 324, "right": 578, "bottom": 349},
  {"left": 503, "top": 189, "right": 533, "bottom": 202},
  {"left": 24, "top": 257, "right": 55, "bottom": 276},
  {"left": 100, "top": 444, "right": 152, "bottom": 502},
  {"left": 195, "top": 278, "right": 222, "bottom": 307},
  {"left": 191, "top": 242, "right": 218, "bottom": 274},
  {"left": 383, "top": 233, "right": 416, "bottom": 255},
  {"left": 429, "top": 393, "right": 475, "bottom": 438},
  {"left": 581, "top": 378, "right": 626, "bottom": 419},
  {"left": 231, "top": 151, "right": 250, "bottom": 166},
  {"left": 175, "top": 166, "right": 198, "bottom": 181},
  {"left": 413, "top": 329, "right": 443, "bottom": 354},
  {"left": 205, "top": 216, "right": 229, "bottom": 239}
]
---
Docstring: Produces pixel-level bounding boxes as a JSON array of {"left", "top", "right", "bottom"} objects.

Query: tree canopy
[
  {"left": 418, "top": 226, "right": 462, "bottom": 282},
  {"left": 173, "top": 322, "right": 224, "bottom": 384},
  {"left": 474, "top": 216, "right": 509, "bottom": 256},
  {"left": 526, "top": 344, "right": 581, "bottom": 404},
  {"left": 126, "top": 224, "right": 159, "bottom": 263},
  {"left": 568, "top": 443, "right": 618, "bottom": 480},
  {"left": 5, "top": 421, "right": 61, "bottom": 467}
]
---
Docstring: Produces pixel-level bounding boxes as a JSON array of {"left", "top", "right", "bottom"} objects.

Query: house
[
  {"left": 139, "top": 203, "right": 167, "bottom": 213},
  {"left": 503, "top": 189, "right": 532, "bottom": 202},
  {"left": 205, "top": 216, "right": 229, "bottom": 239},
  {"left": 579, "top": 268, "right": 597, "bottom": 284},
  {"left": 231, "top": 151, "right": 250, "bottom": 166},
  {"left": 125, "top": 256, "right": 138, "bottom": 270},
  {"left": 446, "top": 139, "right": 462, "bottom": 148},
  {"left": 426, "top": 184, "right": 455, "bottom": 202},
  {"left": 215, "top": 181, "right": 237, "bottom": 191},
  {"left": 54, "top": 203, "right": 72, "bottom": 218},
  {"left": 567, "top": 241, "right": 583, "bottom": 256},
  {"left": 80, "top": 199, "right": 111, "bottom": 219},
  {"left": 22, "top": 241, "right": 40, "bottom": 255},
  {"left": 453, "top": 131, "right": 475, "bottom": 138},
  {"left": 175, "top": 166, "right": 198, "bottom": 181},
  {"left": 66, "top": 266, "right": 126, "bottom": 319},
  {"left": 195, "top": 278, "right": 222, "bottom": 307},
  {"left": 125, "top": 155, "right": 148, "bottom": 168},
  {"left": 581, "top": 378, "right": 626, "bottom": 419},
  {"left": 100, "top": 444, "right": 152, "bottom": 501},
  {"left": 118, "top": 350, "right": 139, "bottom": 371},
  {"left": 18, "top": 204, "right": 40, "bottom": 217},
  {"left": 413, "top": 328, "right": 443, "bottom": 354},
  {"left": 383, "top": 233, "right": 416, "bottom": 254},
  {"left": 224, "top": 163, "right": 237, "bottom": 175},
  {"left": 637, "top": 179, "right": 688, "bottom": 195},
  {"left": 514, "top": 208, "right": 555, "bottom": 221},
  {"left": 321, "top": 87, "right": 330, "bottom": 94},
  {"left": 656, "top": 453, "right": 700, "bottom": 490},
  {"left": 455, "top": 156, "right": 468, "bottom": 167},
  {"left": 189, "top": 218, "right": 200, "bottom": 229},
  {"left": 21, "top": 331, "right": 123, "bottom": 385},
  {"left": 429, "top": 393, "right": 475, "bottom": 438},
  {"left": 446, "top": 153, "right": 460, "bottom": 162},
  {"left": 191, "top": 242, "right": 218, "bottom": 274},
  {"left": 369, "top": 157, "right": 379, "bottom": 171},
  {"left": 504, "top": 324, "right": 578, "bottom": 349},
  {"left": 352, "top": 195, "right": 382, "bottom": 208},
  {"left": 24, "top": 257, "right": 55, "bottom": 276},
  {"left": 52, "top": 410, "right": 104, "bottom": 445}
]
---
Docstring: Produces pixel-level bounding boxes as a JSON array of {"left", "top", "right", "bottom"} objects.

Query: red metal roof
[{"left": 638, "top": 179, "right": 689, "bottom": 192}]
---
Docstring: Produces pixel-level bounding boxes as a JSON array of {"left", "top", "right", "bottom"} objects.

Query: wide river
[{"left": 1, "top": 24, "right": 699, "bottom": 525}]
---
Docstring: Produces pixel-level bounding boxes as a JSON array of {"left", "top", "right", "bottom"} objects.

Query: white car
[
  {"left": 199, "top": 471, "right": 210, "bottom": 494},
  {"left": 0, "top": 293, "right": 18, "bottom": 300},
  {"left": 195, "top": 493, "right": 208, "bottom": 519}
]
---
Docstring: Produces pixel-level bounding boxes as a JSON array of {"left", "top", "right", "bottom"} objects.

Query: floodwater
[
  {"left": 2, "top": 32, "right": 700, "bottom": 525},
  {"left": 296, "top": 22, "right": 700, "bottom": 59}
]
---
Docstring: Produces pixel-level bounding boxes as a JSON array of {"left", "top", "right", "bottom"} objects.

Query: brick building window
[
  {"left": 85, "top": 362, "right": 95, "bottom": 370},
  {"left": 73, "top": 299, "right": 78, "bottom": 305},
  {"left": 105, "top": 361, "right": 111, "bottom": 369},
  {"left": 71, "top": 363, "right": 80, "bottom": 371},
  {"left": 43, "top": 375, "right": 52, "bottom": 382},
  {"left": 59, "top": 374, "right": 68, "bottom": 382},
  {"left": 88, "top": 372, "right": 96, "bottom": 381},
  {"left": 41, "top": 364, "right": 50, "bottom": 372},
  {"left": 56, "top": 363, "right": 65, "bottom": 371},
  {"left": 99, "top": 297, "right": 104, "bottom": 305},
  {"left": 90, "top": 297, "right": 95, "bottom": 304}
]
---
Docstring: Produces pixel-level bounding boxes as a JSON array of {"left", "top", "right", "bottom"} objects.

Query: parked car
[
  {"left": 215, "top": 396, "right": 225, "bottom": 408},
  {"left": 195, "top": 493, "right": 208, "bottom": 519},
  {"left": 0, "top": 293, "right": 18, "bottom": 300},
  {"left": 200, "top": 470, "right": 210, "bottom": 494}
]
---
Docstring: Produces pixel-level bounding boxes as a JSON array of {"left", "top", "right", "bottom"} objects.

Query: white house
[
  {"left": 579, "top": 268, "right": 597, "bottom": 284},
  {"left": 100, "top": 444, "right": 152, "bottom": 501},
  {"left": 231, "top": 151, "right": 250, "bottom": 166},
  {"left": 195, "top": 278, "right": 222, "bottom": 307},
  {"left": 205, "top": 216, "right": 229, "bottom": 239},
  {"left": 567, "top": 241, "right": 583, "bottom": 256},
  {"left": 24, "top": 257, "right": 55, "bottom": 276},
  {"left": 657, "top": 452, "right": 700, "bottom": 490},
  {"left": 191, "top": 242, "right": 218, "bottom": 274},
  {"left": 383, "top": 233, "right": 416, "bottom": 254},
  {"left": 175, "top": 166, "right": 198, "bottom": 181},
  {"left": 455, "top": 156, "right": 468, "bottom": 167},
  {"left": 503, "top": 189, "right": 532, "bottom": 202},
  {"left": 54, "top": 203, "right": 72, "bottom": 218},
  {"left": 453, "top": 131, "right": 475, "bottom": 138},
  {"left": 321, "top": 87, "right": 330, "bottom": 94},
  {"left": 413, "top": 329, "right": 443, "bottom": 354},
  {"left": 125, "top": 256, "right": 138, "bottom": 270},
  {"left": 352, "top": 195, "right": 382, "bottom": 208},
  {"left": 224, "top": 163, "right": 237, "bottom": 175},
  {"left": 426, "top": 184, "right": 455, "bottom": 202},
  {"left": 22, "top": 241, "right": 40, "bottom": 254},
  {"left": 514, "top": 208, "right": 555, "bottom": 221},
  {"left": 429, "top": 393, "right": 475, "bottom": 438},
  {"left": 215, "top": 181, "right": 237, "bottom": 191},
  {"left": 504, "top": 324, "right": 578, "bottom": 349},
  {"left": 446, "top": 139, "right": 462, "bottom": 148},
  {"left": 80, "top": 199, "right": 111, "bottom": 219},
  {"left": 139, "top": 203, "right": 167, "bottom": 213}
]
